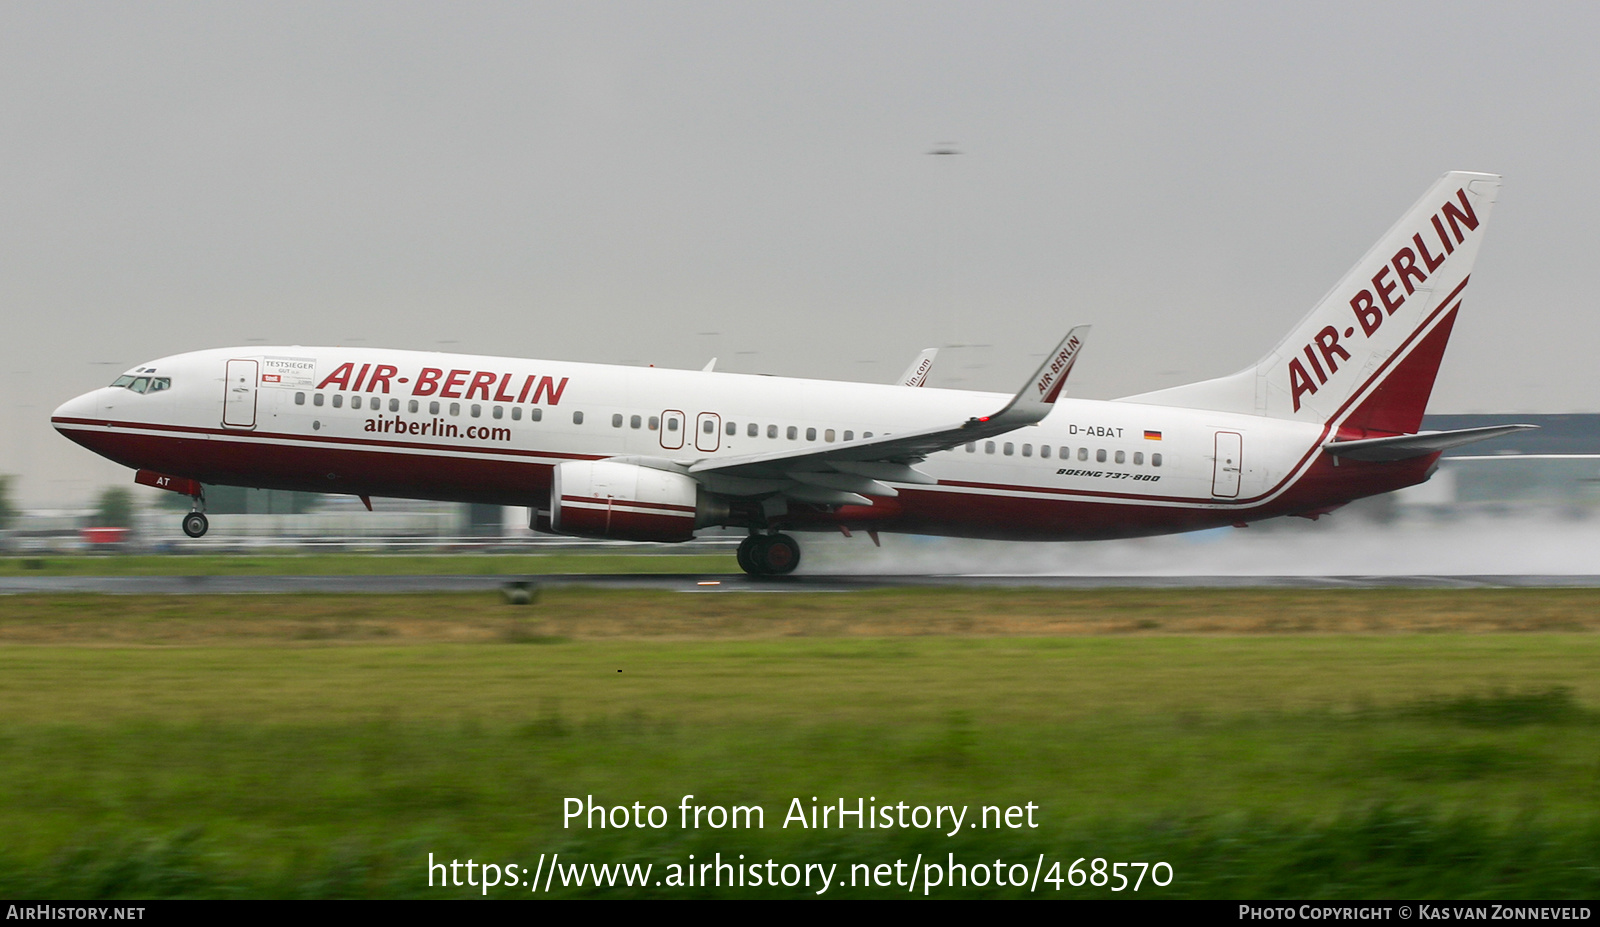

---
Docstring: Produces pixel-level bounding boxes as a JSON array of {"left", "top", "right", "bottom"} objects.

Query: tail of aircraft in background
[{"left": 1123, "top": 172, "right": 1501, "bottom": 441}]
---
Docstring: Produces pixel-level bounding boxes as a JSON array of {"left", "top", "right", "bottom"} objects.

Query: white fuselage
[{"left": 53, "top": 345, "right": 1429, "bottom": 541}]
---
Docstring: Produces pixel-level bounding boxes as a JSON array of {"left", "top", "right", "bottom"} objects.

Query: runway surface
[{"left": 4, "top": 573, "right": 1600, "bottom": 594}]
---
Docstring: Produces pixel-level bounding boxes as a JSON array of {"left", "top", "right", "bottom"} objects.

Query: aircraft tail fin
[{"left": 1120, "top": 172, "right": 1500, "bottom": 436}]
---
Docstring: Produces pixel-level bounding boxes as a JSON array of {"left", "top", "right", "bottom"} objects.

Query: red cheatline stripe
[
  {"left": 559, "top": 495, "right": 696, "bottom": 514},
  {"left": 932, "top": 479, "right": 1213, "bottom": 507},
  {"left": 50, "top": 417, "right": 604, "bottom": 462}
]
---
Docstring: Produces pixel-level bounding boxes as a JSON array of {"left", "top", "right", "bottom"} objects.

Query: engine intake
[{"left": 548, "top": 460, "right": 727, "bottom": 542}]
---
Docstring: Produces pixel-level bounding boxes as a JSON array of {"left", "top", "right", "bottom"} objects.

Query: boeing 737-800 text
[{"left": 53, "top": 171, "right": 1532, "bottom": 575}]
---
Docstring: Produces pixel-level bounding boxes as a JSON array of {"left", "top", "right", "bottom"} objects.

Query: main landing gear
[{"left": 737, "top": 533, "right": 800, "bottom": 577}]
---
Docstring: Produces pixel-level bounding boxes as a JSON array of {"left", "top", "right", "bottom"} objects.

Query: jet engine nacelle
[{"left": 548, "top": 460, "right": 727, "bottom": 542}]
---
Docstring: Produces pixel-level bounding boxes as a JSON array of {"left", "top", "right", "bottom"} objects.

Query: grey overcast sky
[{"left": 3, "top": 1, "right": 1596, "bottom": 506}]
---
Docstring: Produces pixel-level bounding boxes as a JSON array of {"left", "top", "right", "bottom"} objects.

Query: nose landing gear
[
  {"left": 737, "top": 533, "right": 800, "bottom": 576},
  {"left": 181, "top": 511, "right": 209, "bottom": 538}
]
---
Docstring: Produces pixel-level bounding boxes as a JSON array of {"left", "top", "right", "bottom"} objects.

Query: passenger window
[
  {"left": 787, "top": 426, "right": 798, "bottom": 440},
  {"left": 863, "top": 432, "right": 873, "bottom": 438},
  {"left": 531, "top": 408, "right": 543, "bottom": 422},
  {"left": 492, "top": 405, "right": 502, "bottom": 419},
  {"left": 613, "top": 414, "right": 624, "bottom": 427},
  {"left": 332, "top": 394, "right": 343, "bottom": 408},
  {"left": 1040, "top": 446, "right": 1051, "bottom": 459},
  {"left": 295, "top": 393, "right": 305, "bottom": 406},
  {"left": 391, "top": 398, "right": 400, "bottom": 412},
  {"left": 825, "top": 429, "right": 835, "bottom": 443},
  {"left": 1003, "top": 442, "right": 1014, "bottom": 456},
  {"left": 573, "top": 411, "right": 584, "bottom": 425},
  {"left": 806, "top": 427, "right": 817, "bottom": 441},
  {"left": 726, "top": 421, "right": 736, "bottom": 436},
  {"left": 843, "top": 430, "right": 854, "bottom": 441},
  {"left": 429, "top": 401, "right": 439, "bottom": 415},
  {"left": 985, "top": 442, "right": 996, "bottom": 454},
  {"left": 512, "top": 407, "right": 522, "bottom": 421},
  {"left": 1133, "top": 452, "right": 1143, "bottom": 465},
  {"left": 449, "top": 402, "right": 460, "bottom": 416},
  {"left": 1096, "top": 449, "right": 1107, "bottom": 463},
  {"left": 631, "top": 415, "right": 642, "bottom": 429},
  {"left": 1022, "top": 444, "right": 1032, "bottom": 457},
  {"left": 314, "top": 393, "right": 324, "bottom": 407},
  {"left": 966, "top": 443, "right": 976, "bottom": 453},
  {"left": 1077, "top": 448, "right": 1088, "bottom": 461},
  {"left": 471, "top": 404, "right": 481, "bottom": 418},
  {"left": 703, "top": 419, "right": 715, "bottom": 434},
  {"left": 408, "top": 400, "right": 418, "bottom": 413},
  {"left": 1115, "top": 450, "right": 1125, "bottom": 464},
  {"left": 1152, "top": 453, "right": 1163, "bottom": 467},
  {"left": 648, "top": 415, "right": 658, "bottom": 430},
  {"left": 666, "top": 417, "right": 676, "bottom": 431},
  {"left": 747, "top": 423, "right": 758, "bottom": 437},
  {"left": 767, "top": 425, "right": 778, "bottom": 438}
]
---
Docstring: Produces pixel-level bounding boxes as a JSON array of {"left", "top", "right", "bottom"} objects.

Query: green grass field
[{"left": 1, "top": 587, "right": 1597, "bottom": 898}]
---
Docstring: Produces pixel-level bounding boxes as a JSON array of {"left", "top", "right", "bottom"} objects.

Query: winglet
[
  {"left": 897, "top": 348, "right": 938, "bottom": 387},
  {"left": 975, "top": 325, "right": 1089, "bottom": 429}
]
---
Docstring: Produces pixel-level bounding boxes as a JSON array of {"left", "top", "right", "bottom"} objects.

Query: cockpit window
[{"left": 111, "top": 375, "right": 172, "bottom": 394}]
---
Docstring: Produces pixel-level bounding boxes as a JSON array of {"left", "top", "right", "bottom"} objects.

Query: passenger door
[
  {"left": 1211, "top": 431, "right": 1242, "bottom": 497},
  {"left": 223, "top": 359, "right": 258, "bottom": 428}
]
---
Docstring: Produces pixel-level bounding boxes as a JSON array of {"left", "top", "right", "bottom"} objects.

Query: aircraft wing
[{"left": 679, "top": 326, "right": 1089, "bottom": 505}]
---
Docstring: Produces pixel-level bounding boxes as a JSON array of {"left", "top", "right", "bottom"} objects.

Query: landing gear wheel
[
  {"left": 182, "top": 512, "right": 209, "bottom": 538},
  {"left": 736, "top": 535, "right": 761, "bottom": 575},
  {"left": 756, "top": 533, "right": 800, "bottom": 576}
]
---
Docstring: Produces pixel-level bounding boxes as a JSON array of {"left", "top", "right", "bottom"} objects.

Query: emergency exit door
[
  {"left": 1211, "top": 431, "right": 1242, "bottom": 497},
  {"left": 223, "top": 359, "right": 258, "bottom": 428},
  {"left": 695, "top": 412, "right": 721, "bottom": 452},
  {"left": 659, "top": 410, "right": 685, "bottom": 450}
]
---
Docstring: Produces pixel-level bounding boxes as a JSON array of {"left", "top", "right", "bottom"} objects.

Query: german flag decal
[{"left": 1144, "top": 430, "right": 1162, "bottom": 441}]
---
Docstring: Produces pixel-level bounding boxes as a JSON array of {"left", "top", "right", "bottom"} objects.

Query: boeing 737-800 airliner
[{"left": 52, "top": 172, "right": 1532, "bottom": 575}]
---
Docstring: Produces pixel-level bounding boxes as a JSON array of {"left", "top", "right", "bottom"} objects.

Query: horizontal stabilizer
[{"left": 1323, "top": 424, "right": 1537, "bottom": 462}]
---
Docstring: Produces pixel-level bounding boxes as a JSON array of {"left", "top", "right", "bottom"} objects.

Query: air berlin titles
[
  {"left": 1286, "top": 186, "right": 1480, "bottom": 413},
  {"left": 1034, "top": 333, "right": 1082, "bottom": 403},
  {"left": 315, "top": 363, "right": 569, "bottom": 406}
]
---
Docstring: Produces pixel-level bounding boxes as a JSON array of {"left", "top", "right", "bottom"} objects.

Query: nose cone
[
  {"left": 52, "top": 390, "right": 101, "bottom": 425},
  {"left": 52, "top": 389, "right": 112, "bottom": 449}
]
